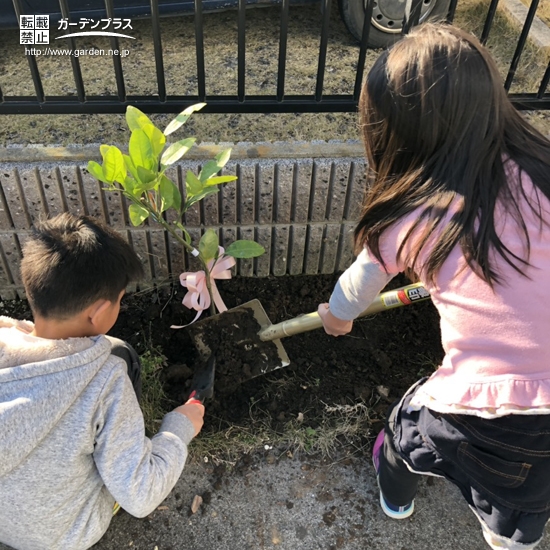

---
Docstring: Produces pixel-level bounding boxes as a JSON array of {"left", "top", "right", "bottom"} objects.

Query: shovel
[
  {"left": 186, "top": 354, "right": 216, "bottom": 404},
  {"left": 187, "top": 282, "right": 430, "bottom": 382}
]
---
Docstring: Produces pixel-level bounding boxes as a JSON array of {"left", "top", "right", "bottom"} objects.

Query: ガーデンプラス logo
[{"left": 19, "top": 14, "right": 135, "bottom": 45}]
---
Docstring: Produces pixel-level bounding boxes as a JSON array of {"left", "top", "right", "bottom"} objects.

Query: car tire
[{"left": 338, "top": 0, "right": 451, "bottom": 48}]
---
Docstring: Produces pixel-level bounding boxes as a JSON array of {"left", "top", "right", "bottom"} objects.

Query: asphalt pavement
[
  {"left": 85, "top": 454, "right": 550, "bottom": 550},
  {"left": 2, "top": 449, "right": 550, "bottom": 549}
]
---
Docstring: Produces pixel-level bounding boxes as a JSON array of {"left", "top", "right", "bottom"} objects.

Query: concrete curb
[
  {"left": 0, "top": 141, "right": 364, "bottom": 164},
  {"left": 0, "top": 146, "right": 368, "bottom": 299},
  {"left": 501, "top": 0, "right": 550, "bottom": 52}
]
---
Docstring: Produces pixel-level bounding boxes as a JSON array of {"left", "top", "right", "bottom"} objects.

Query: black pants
[
  {"left": 378, "top": 398, "right": 419, "bottom": 507},
  {"left": 378, "top": 381, "right": 550, "bottom": 548},
  {"left": 105, "top": 336, "right": 142, "bottom": 402}
]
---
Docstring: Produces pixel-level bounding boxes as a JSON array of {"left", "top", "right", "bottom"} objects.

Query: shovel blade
[
  {"left": 187, "top": 300, "right": 290, "bottom": 381},
  {"left": 187, "top": 354, "right": 216, "bottom": 403}
]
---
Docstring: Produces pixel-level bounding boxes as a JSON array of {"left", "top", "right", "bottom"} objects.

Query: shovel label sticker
[
  {"left": 382, "top": 285, "right": 430, "bottom": 308},
  {"left": 382, "top": 291, "right": 404, "bottom": 307},
  {"left": 405, "top": 286, "right": 430, "bottom": 302}
]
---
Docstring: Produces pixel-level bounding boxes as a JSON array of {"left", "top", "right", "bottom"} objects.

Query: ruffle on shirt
[{"left": 409, "top": 374, "right": 550, "bottom": 419}]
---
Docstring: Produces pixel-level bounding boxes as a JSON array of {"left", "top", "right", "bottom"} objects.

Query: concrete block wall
[{"left": 0, "top": 141, "right": 367, "bottom": 300}]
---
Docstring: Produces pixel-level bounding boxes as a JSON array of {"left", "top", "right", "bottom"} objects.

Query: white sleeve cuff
[{"left": 329, "top": 248, "right": 395, "bottom": 320}]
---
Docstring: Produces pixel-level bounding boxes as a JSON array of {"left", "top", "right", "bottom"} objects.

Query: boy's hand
[
  {"left": 318, "top": 303, "right": 353, "bottom": 336},
  {"left": 174, "top": 401, "right": 205, "bottom": 436}
]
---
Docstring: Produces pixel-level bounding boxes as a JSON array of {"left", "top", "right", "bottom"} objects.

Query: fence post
[{"left": 402, "top": 0, "right": 424, "bottom": 34}]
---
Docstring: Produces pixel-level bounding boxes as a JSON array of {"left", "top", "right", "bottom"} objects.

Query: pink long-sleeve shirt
[{"left": 330, "top": 163, "right": 550, "bottom": 418}]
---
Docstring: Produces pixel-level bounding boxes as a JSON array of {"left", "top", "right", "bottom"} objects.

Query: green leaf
[
  {"left": 159, "top": 175, "right": 181, "bottom": 213},
  {"left": 199, "top": 148, "right": 232, "bottom": 182},
  {"left": 123, "top": 154, "right": 139, "bottom": 181},
  {"left": 136, "top": 166, "right": 157, "bottom": 185},
  {"left": 126, "top": 106, "right": 154, "bottom": 131},
  {"left": 184, "top": 187, "right": 219, "bottom": 210},
  {"left": 158, "top": 176, "right": 174, "bottom": 204},
  {"left": 100, "top": 144, "right": 110, "bottom": 159},
  {"left": 216, "top": 148, "right": 232, "bottom": 167},
  {"left": 128, "top": 203, "right": 149, "bottom": 226},
  {"left": 164, "top": 103, "right": 206, "bottom": 136},
  {"left": 103, "top": 145, "right": 126, "bottom": 184},
  {"left": 185, "top": 170, "right": 204, "bottom": 197},
  {"left": 204, "top": 175, "right": 238, "bottom": 187},
  {"left": 199, "top": 229, "right": 219, "bottom": 262},
  {"left": 87, "top": 161, "right": 108, "bottom": 183},
  {"left": 160, "top": 138, "right": 196, "bottom": 167},
  {"left": 225, "top": 240, "right": 265, "bottom": 259},
  {"left": 129, "top": 129, "right": 154, "bottom": 171},
  {"left": 122, "top": 177, "right": 137, "bottom": 195},
  {"left": 143, "top": 123, "right": 166, "bottom": 159},
  {"left": 124, "top": 177, "right": 150, "bottom": 196},
  {"left": 198, "top": 160, "right": 220, "bottom": 183}
]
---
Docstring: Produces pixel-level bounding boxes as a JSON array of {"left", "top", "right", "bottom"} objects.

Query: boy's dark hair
[
  {"left": 21, "top": 213, "right": 144, "bottom": 319},
  {"left": 355, "top": 23, "right": 550, "bottom": 287}
]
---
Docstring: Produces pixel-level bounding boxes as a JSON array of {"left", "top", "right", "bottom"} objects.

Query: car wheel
[{"left": 338, "top": 0, "right": 451, "bottom": 48}]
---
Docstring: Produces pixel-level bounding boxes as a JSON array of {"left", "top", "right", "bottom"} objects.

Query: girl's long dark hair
[{"left": 355, "top": 23, "right": 550, "bottom": 287}]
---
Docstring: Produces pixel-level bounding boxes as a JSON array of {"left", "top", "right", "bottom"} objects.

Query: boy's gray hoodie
[{"left": 0, "top": 316, "right": 196, "bottom": 550}]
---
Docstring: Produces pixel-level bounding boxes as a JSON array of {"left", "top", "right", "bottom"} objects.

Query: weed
[
  {"left": 139, "top": 348, "right": 169, "bottom": 435},
  {"left": 283, "top": 402, "right": 373, "bottom": 457},
  {"left": 187, "top": 399, "right": 374, "bottom": 467},
  {"left": 412, "top": 354, "right": 439, "bottom": 379}
]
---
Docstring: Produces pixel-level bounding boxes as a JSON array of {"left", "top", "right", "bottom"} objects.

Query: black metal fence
[{"left": 0, "top": 0, "right": 548, "bottom": 115}]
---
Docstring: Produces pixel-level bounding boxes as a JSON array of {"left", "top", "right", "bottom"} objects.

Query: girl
[{"left": 318, "top": 23, "right": 550, "bottom": 550}]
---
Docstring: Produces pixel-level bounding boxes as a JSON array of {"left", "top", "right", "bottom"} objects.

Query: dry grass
[
  {"left": 453, "top": 0, "right": 548, "bottom": 94},
  {"left": 185, "top": 366, "right": 377, "bottom": 465},
  {"left": 284, "top": 402, "right": 374, "bottom": 456},
  {"left": 454, "top": 0, "right": 550, "bottom": 135},
  {"left": 0, "top": 0, "right": 548, "bottom": 145},
  {"left": 135, "top": 352, "right": 376, "bottom": 466},
  {"left": 520, "top": 0, "right": 550, "bottom": 25},
  {"left": 188, "top": 400, "right": 375, "bottom": 466},
  {"left": 181, "top": 342, "right": 438, "bottom": 465}
]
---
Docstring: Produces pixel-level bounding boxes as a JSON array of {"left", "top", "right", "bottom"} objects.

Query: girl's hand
[
  {"left": 174, "top": 401, "right": 205, "bottom": 436},
  {"left": 317, "top": 303, "right": 353, "bottom": 336}
]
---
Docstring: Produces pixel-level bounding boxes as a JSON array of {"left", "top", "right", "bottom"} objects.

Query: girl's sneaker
[{"left": 372, "top": 430, "right": 415, "bottom": 520}]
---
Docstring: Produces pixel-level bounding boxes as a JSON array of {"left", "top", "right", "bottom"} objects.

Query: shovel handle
[
  {"left": 186, "top": 391, "right": 204, "bottom": 405},
  {"left": 186, "top": 399, "right": 204, "bottom": 406},
  {"left": 258, "top": 282, "right": 430, "bottom": 342}
]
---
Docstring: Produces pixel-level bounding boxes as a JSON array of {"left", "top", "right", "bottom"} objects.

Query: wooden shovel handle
[{"left": 258, "top": 283, "right": 430, "bottom": 342}]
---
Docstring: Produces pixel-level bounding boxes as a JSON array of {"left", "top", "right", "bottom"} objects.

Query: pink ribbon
[{"left": 171, "top": 247, "right": 236, "bottom": 328}]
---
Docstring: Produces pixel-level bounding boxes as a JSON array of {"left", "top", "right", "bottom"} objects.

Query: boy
[{"left": 0, "top": 213, "right": 204, "bottom": 550}]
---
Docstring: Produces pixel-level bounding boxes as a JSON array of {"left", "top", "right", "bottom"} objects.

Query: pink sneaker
[{"left": 372, "top": 430, "right": 414, "bottom": 519}]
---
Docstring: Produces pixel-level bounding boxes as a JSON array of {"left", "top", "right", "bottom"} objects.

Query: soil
[
  {"left": 2, "top": 273, "right": 444, "bottom": 442},
  {"left": 186, "top": 304, "right": 286, "bottom": 388}
]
